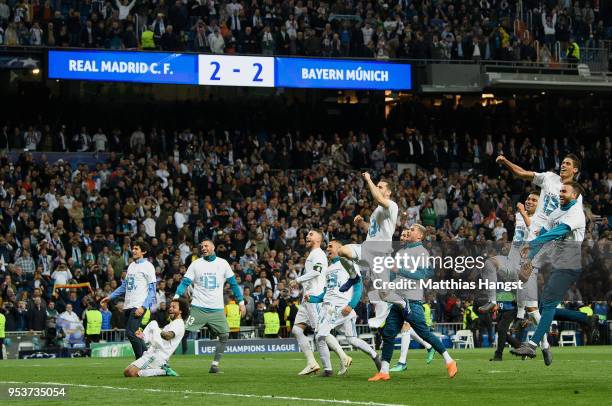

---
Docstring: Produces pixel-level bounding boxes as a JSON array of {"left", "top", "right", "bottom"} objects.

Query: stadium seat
[
  {"left": 558, "top": 330, "right": 577, "bottom": 347},
  {"left": 336, "top": 335, "right": 353, "bottom": 351},
  {"left": 17, "top": 342, "right": 35, "bottom": 352},
  {"left": 358, "top": 333, "right": 376, "bottom": 350},
  {"left": 452, "top": 330, "right": 475, "bottom": 349}
]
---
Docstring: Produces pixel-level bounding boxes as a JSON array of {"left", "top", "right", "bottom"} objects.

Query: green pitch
[{"left": 2, "top": 347, "right": 612, "bottom": 405}]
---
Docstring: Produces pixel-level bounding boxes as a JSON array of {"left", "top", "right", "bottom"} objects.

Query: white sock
[
  {"left": 325, "top": 335, "right": 348, "bottom": 360},
  {"left": 211, "top": 360, "right": 219, "bottom": 366},
  {"left": 517, "top": 307, "right": 526, "bottom": 319},
  {"left": 348, "top": 336, "right": 377, "bottom": 358},
  {"left": 137, "top": 368, "right": 166, "bottom": 377},
  {"left": 528, "top": 310, "right": 549, "bottom": 349},
  {"left": 293, "top": 326, "right": 316, "bottom": 365},
  {"left": 408, "top": 327, "right": 432, "bottom": 350},
  {"left": 380, "top": 360, "right": 390, "bottom": 373},
  {"left": 398, "top": 331, "right": 410, "bottom": 364},
  {"left": 317, "top": 335, "right": 332, "bottom": 371},
  {"left": 442, "top": 351, "right": 453, "bottom": 365},
  {"left": 528, "top": 340, "right": 538, "bottom": 347}
]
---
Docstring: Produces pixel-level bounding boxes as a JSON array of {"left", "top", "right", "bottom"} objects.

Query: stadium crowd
[
  {"left": 0, "top": 0, "right": 610, "bottom": 62},
  {"left": 0, "top": 99, "right": 610, "bottom": 347}
]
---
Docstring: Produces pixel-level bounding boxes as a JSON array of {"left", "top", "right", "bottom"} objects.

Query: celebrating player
[
  {"left": 479, "top": 193, "right": 551, "bottom": 361},
  {"left": 369, "top": 225, "right": 457, "bottom": 381},
  {"left": 173, "top": 239, "right": 245, "bottom": 373},
  {"left": 102, "top": 242, "right": 156, "bottom": 359},
  {"left": 496, "top": 153, "right": 581, "bottom": 239},
  {"left": 338, "top": 172, "right": 399, "bottom": 291},
  {"left": 289, "top": 230, "right": 351, "bottom": 376},
  {"left": 511, "top": 182, "right": 598, "bottom": 362},
  {"left": 307, "top": 240, "right": 381, "bottom": 377},
  {"left": 123, "top": 298, "right": 188, "bottom": 378}
]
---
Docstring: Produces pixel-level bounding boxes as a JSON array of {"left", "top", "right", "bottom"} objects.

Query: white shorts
[
  {"left": 295, "top": 301, "right": 322, "bottom": 329},
  {"left": 368, "top": 300, "right": 392, "bottom": 329},
  {"left": 316, "top": 303, "right": 357, "bottom": 337},
  {"left": 517, "top": 268, "right": 539, "bottom": 304},
  {"left": 345, "top": 243, "right": 368, "bottom": 268},
  {"left": 130, "top": 351, "right": 165, "bottom": 370}
]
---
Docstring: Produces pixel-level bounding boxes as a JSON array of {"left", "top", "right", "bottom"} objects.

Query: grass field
[{"left": 2, "top": 347, "right": 612, "bottom": 405}]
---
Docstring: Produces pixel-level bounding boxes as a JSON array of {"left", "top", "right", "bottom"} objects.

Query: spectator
[{"left": 27, "top": 296, "right": 46, "bottom": 331}]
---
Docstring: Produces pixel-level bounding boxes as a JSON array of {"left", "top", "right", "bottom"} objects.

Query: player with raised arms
[
  {"left": 337, "top": 172, "right": 399, "bottom": 291},
  {"left": 101, "top": 241, "right": 156, "bottom": 360},
  {"left": 173, "top": 239, "right": 245, "bottom": 373},
  {"left": 123, "top": 298, "right": 189, "bottom": 377},
  {"left": 289, "top": 230, "right": 352, "bottom": 376}
]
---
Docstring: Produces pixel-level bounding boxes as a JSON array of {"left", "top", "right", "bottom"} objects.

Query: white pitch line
[{"left": 0, "top": 381, "right": 407, "bottom": 406}]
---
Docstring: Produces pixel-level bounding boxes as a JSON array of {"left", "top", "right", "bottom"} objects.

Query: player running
[
  {"left": 124, "top": 298, "right": 188, "bottom": 377},
  {"left": 102, "top": 242, "right": 156, "bottom": 360},
  {"left": 369, "top": 225, "right": 457, "bottom": 381},
  {"left": 289, "top": 230, "right": 351, "bottom": 376},
  {"left": 173, "top": 239, "right": 245, "bottom": 373},
  {"left": 307, "top": 240, "right": 381, "bottom": 377},
  {"left": 511, "top": 182, "right": 598, "bottom": 363}
]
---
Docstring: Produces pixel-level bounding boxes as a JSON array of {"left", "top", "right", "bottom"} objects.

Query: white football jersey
[
  {"left": 142, "top": 319, "right": 185, "bottom": 364},
  {"left": 301, "top": 248, "right": 327, "bottom": 296},
  {"left": 366, "top": 200, "right": 399, "bottom": 242},
  {"left": 322, "top": 259, "right": 353, "bottom": 307},
  {"left": 123, "top": 260, "right": 156, "bottom": 310},
  {"left": 507, "top": 212, "right": 530, "bottom": 273},
  {"left": 185, "top": 257, "right": 235, "bottom": 310}
]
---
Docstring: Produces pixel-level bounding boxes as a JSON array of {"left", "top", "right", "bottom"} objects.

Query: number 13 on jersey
[{"left": 198, "top": 55, "right": 275, "bottom": 87}]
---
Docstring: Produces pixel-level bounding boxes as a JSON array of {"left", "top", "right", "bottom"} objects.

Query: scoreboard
[{"left": 48, "top": 50, "right": 412, "bottom": 91}]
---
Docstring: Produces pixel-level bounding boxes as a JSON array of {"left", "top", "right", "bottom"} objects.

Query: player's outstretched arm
[
  {"left": 527, "top": 223, "right": 571, "bottom": 259},
  {"left": 137, "top": 282, "right": 157, "bottom": 316},
  {"left": 363, "top": 172, "right": 391, "bottom": 208},
  {"left": 496, "top": 155, "right": 535, "bottom": 180},
  {"left": 173, "top": 277, "right": 193, "bottom": 299},
  {"left": 226, "top": 275, "right": 246, "bottom": 316},
  {"left": 101, "top": 279, "right": 127, "bottom": 304},
  {"left": 517, "top": 203, "right": 531, "bottom": 228}
]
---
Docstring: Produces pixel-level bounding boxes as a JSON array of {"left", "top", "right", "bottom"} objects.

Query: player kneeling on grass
[{"left": 124, "top": 298, "right": 188, "bottom": 378}]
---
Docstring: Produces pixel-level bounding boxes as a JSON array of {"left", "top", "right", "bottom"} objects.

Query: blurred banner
[{"left": 195, "top": 338, "right": 299, "bottom": 355}]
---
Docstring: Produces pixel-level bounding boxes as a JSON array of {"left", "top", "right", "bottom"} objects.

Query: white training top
[
  {"left": 532, "top": 171, "right": 582, "bottom": 234},
  {"left": 322, "top": 259, "right": 353, "bottom": 307},
  {"left": 540, "top": 200, "right": 585, "bottom": 270},
  {"left": 299, "top": 248, "right": 327, "bottom": 297},
  {"left": 142, "top": 319, "right": 185, "bottom": 364},
  {"left": 185, "top": 257, "right": 234, "bottom": 310},
  {"left": 366, "top": 200, "right": 399, "bottom": 242},
  {"left": 124, "top": 260, "right": 156, "bottom": 310}
]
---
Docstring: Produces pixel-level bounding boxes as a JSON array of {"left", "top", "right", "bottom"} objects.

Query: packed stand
[
  {"left": 0, "top": 0, "right": 610, "bottom": 63},
  {"left": 0, "top": 103, "right": 610, "bottom": 346}
]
